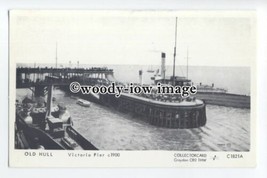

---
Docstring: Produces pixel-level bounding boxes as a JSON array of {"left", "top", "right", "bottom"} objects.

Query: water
[
  {"left": 16, "top": 64, "right": 250, "bottom": 151},
  {"left": 17, "top": 87, "right": 250, "bottom": 151},
  {"left": 63, "top": 94, "right": 250, "bottom": 151}
]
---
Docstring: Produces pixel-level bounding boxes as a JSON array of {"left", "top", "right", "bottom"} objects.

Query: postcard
[{"left": 9, "top": 10, "right": 256, "bottom": 167}]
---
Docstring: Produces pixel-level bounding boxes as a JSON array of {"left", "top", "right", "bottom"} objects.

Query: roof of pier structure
[{"left": 16, "top": 67, "right": 114, "bottom": 74}]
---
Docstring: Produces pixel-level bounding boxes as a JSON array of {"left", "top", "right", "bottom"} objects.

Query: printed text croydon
[{"left": 69, "top": 82, "right": 197, "bottom": 98}]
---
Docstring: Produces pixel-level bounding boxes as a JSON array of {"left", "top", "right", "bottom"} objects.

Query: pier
[
  {"left": 16, "top": 67, "right": 114, "bottom": 96},
  {"left": 17, "top": 67, "right": 113, "bottom": 85}
]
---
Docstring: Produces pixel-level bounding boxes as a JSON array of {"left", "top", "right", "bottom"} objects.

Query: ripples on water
[
  {"left": 55, "top": 91, "right": 250, "bottom": 151},
  {"left": 17, "top": 89, "right": 250, "bottom": 151}
]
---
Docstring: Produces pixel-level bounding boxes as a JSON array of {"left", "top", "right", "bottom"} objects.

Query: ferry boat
[
  {"left": 98, "top": 18, "right": 207, "bottom": 129},
  {"left": 15, "top": 86, "right": 97, "bottom": 150},
  {"left": 150, "top": 29, "right": 250, "bottom": 109},
  {"left": 49, "top": 18, "right": 207, "bottom": 129},
  {"left": 196, "top": 83, "right": 227, "bottom": 94},
  {"left": 100, "top": 92, "right": 206, "bottom": 128}
]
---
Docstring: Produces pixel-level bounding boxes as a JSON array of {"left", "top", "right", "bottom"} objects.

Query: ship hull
[{"left": 100, "top": 94, "right": 207, "bottom": 129}]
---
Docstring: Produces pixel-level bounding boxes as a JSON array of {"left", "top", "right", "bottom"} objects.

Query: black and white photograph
[{"left": 9, "top": 10, "right": 256, "bottom": 167}]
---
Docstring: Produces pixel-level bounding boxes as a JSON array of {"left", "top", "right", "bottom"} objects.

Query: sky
[{"left": 10, "top": 11, "right": 256, "bottom": 67}]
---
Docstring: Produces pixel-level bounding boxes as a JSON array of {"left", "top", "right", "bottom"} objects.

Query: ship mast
[
  {"left": 186, "top": 47, "right": 189, "bottom": 79},
  {"left": 55, "top": 42, "right": 58, "bottom": 68},
  {"left": 172, "top": 17, "right": 178, "bottom": 86}
]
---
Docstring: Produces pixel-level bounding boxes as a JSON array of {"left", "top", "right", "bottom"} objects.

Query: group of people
[{"left": 135, "top": 91, "right": 196, "bottom": 103}]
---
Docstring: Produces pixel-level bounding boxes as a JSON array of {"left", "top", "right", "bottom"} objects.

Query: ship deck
[{"left": 121, "top": 93, "right": 204, "bottom": 107}]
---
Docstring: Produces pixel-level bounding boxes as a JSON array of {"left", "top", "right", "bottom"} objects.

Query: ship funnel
[
  {"left": 139, "top": 70, "right": 143, "bottom": 85},
  {"left": 161, "top": 52, "right": 166, "bottom": 80}
]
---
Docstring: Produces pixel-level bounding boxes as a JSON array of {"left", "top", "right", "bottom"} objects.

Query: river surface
[{"left": 17, "top": 88, "right": 250, "bottom": 151}]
